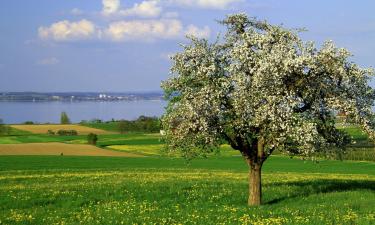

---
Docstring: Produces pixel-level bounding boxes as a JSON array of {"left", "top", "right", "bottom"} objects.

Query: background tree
[
  {"left": 161, "top": 14, "right": 375, "bottom": 206},
  {"left": 60, "top": 112, "right": 71, "bottom": 124},
  {"left": 118, "top": 120, "right": 128, "bottom": 134},
  {"left": 0, "top": 119, "right": 4, "bottom": 135},
  {"left": 117, "top": 116, "right": 160, "bottom": 133},
  {"left": 136, "top": 116, "right": 160, "bottom": 133},
  {"left": 0, "top": 119, "right": 10, "bottom": 136},
  {"left": 87, "top": 133, "right": 98, "bottom": 145}
]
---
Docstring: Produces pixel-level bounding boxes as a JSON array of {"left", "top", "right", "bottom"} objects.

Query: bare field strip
[
  {"left": 11, "top": 124, "right": 115, "bottom": 135},
  {"left": 0, "top": 143, "right": 142, "bottom": 157}
]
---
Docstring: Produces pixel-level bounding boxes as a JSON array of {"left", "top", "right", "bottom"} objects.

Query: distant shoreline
[
  {"left": 0, "top": 92, "right": 164, "bottom": 102},
  {"left": 0, "top": 99, "right": 165, "bottom": 102}
]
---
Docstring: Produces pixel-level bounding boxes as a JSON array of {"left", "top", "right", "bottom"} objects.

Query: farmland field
[
  {"left": 0, "top": 156, "right": 374, "bottom": 224},
  {"left": 0, "top": 143, "right": 141, "bottom": 157},
  {"left": 0, "top": 124, "right": 374, "bottom": 224},
  {"left": 11, "top": 124, "right": 115, "bottom": 135}
]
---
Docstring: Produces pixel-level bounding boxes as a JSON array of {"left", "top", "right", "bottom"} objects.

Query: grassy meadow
[
  {"left": 0, "top": 123, "right": 374, "bottom": 224},
  {"left": 0, "top": 156, "right": 374, "bottom": 224}
]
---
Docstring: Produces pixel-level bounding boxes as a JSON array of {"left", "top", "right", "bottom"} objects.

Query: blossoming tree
[{"left": 161, "top": 14, "right": 375, "bottom": 206}]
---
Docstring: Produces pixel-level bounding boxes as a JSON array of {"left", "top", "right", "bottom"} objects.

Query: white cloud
[
  {"left": 38, "top": 1, "right": 212, "bottom": 43},
  {"left": 169, "top": 0, "right": 242, "bottom": 9},
  {"left": 71, "top": 8, "right": 83, "bottom": 16},
  {"left": 185, "top": 24, "right": 210, "bottom": 38},
  {"left": 38, "top": 17, "right": 210, "bottom": 43},
  {"left": 104, "top": 19, "right": 183, "bottom": 41},
  {"left": 38, "top": 19, "right": 97, "bottom": 41},
  {"left": 120, "top": 0, "right": 162, "bottom": 18},
  {"left": 37, "top": 57, "right": 60, "bottom": 65},
  {"left": 102, "top": 0, "right": 162, "bottom": 18},
  {"left": 162, "top": 11, "right": 179, "bottom": 19},
  {"left": 102, "top": 0, "right": 121, "bottom": 15}
]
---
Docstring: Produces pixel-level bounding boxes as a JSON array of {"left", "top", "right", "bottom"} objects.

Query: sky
[{"left": 0, "top": 0, "right": 374, "bottom": 92}]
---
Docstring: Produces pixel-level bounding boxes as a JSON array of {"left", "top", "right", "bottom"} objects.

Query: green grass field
[
  {"left": 1, "top": 123, "right": 374, "bottom": 224},
  {"left": 0, "top": 156, "right": 374, "bottom": 224}
]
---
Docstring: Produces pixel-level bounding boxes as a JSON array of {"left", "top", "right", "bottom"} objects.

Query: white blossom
[{"left": 161, "top": 14, "right": 375, "bottom": 160}]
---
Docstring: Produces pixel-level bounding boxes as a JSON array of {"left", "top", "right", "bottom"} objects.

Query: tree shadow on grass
[{"left": 265, "top": 179, "right": 375, "bottom": 205}]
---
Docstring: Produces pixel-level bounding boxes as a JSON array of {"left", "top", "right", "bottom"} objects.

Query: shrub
[
  {"left": 118, "top": 120, "right": 128, "bottom": 134},
  {"left": 0, "top": 119, "right": 10, "bottom": 136},
  {"left": 87, "top": 133, "right": 98, "bottom": 145},
  {"left": 47, "top": 130, "right": 55, "bottom": 135},
  {"left": 57, "top": 130, "right": 78, "bottom": 136}
]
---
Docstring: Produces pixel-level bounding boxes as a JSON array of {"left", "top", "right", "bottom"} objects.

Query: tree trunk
[
  {"left": 236, "top": 136, "right": 266, "bottom": 206},
  {"left": 248, "top": 163, "right": 262, "bottom": 206}
]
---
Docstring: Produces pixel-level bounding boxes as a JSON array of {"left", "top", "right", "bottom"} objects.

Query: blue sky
[{"left": 0, "top": 0, "right": 374, "bottom": 92}]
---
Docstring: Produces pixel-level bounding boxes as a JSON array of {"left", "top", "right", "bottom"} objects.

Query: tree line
[
  {"left": 0, "top": 119, "right": 10, "bottom": 135},
  {"left": 116, "top": 116, "right": 160, "bottom": 133},
  {"left": 81, "top": 116, "right": 161, "bottom": 133}
]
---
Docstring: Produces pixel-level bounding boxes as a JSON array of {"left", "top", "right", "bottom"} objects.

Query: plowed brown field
[
  {"left": 0, "top": 143, "right": 142, "bottom": 157},
  {"left": 11, "top": 124, "right": 115, "bottom": 135}
]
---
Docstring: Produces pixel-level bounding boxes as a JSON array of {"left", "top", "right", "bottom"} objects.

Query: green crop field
[{"left": 0, "top": 156, "right": 374, "bottom": 224}]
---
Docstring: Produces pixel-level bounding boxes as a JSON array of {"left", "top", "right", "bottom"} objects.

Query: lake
[{"left": 0, "top": 101, "right": 167, "bottom": 124}]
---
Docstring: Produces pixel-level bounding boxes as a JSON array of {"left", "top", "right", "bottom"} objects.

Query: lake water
[{"left": 0, "top": 101, "right": 167, "bottom": 124}]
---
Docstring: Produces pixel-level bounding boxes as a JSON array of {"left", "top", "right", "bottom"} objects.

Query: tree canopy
[
  {"left": 0, "top": 119, "right": 10, "bottom": 136},
  {"left": 161, "top": 14, "right": 375, "bottom": 205},
  {"left": 60, "top": 112, "right": 71, "bottom": 124}
]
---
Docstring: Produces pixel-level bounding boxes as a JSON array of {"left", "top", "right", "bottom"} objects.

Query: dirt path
[{"left": 0, "top": 143, "right": 142, "bottom": 157}]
